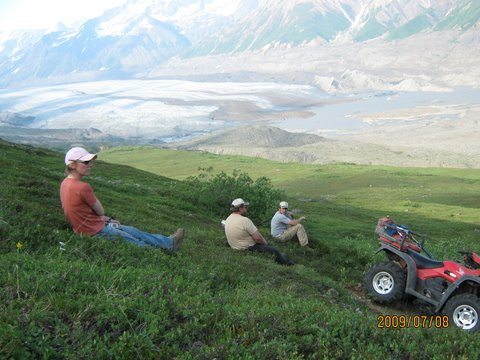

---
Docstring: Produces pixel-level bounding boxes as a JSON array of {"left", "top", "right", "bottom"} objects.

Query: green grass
[
  {"left": 3, "top": 140, "right": 480, "bottom": 358},
  {"left": 101, "top": 146, "right": 480, "bottom": 251}
]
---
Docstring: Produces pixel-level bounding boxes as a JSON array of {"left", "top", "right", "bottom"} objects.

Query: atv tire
[
  {"left": 365, "top": 262, "right": 406, "bottom": 304},
  {"left": 445, "top": 294, "right": 480, "bottom": 331}
]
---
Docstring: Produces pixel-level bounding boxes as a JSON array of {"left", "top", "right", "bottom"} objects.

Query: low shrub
[{"left": 183, "top": 167, "right": 284, "bottom": 225}]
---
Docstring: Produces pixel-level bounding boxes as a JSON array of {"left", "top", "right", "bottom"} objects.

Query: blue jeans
[{"left": 96, "top": 223, "right": 173, "bottom": 250}]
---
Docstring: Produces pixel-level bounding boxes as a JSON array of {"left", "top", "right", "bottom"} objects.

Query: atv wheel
[
  {"left": 445, "top": 294, "right": 480, "bottom": 331},
  {"left": 365, "top": 262, "right": 406, "bottom": 303}
]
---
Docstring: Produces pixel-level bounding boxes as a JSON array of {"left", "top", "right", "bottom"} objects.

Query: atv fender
[
  {"left": 435, "top": 276, "right": 480, "bottom": 312},
  {"left": 376, "top": 245, "right": 437, "bottom": 305}
]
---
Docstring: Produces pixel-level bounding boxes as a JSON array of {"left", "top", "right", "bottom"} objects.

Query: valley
[
  {"left": 1, "top": 81, "right": 479, "bottom": 168},
  {"left": 2, "top": 1, "right": 480, "bottom": 356},
  {"left": 1, "top": 1, "right": 479, "bottom": 168}
]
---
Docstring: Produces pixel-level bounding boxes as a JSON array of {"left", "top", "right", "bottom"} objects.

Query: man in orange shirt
[{"left": 60, "top": 147, "right": 184, "bottom": 250}]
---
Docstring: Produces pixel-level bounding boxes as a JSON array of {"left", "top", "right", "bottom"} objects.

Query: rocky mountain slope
[
  {"left": 170, "top": 125, "right": 480, "bottom": 168},
  {"left": 178, "top": 125, "right": 326, "bottom": 148},
  {"left": 1, "top": 1, "right": 479, "bottom": 168},
  {"left": 0, "top": 0, "right": 478, "bottom": 88}
]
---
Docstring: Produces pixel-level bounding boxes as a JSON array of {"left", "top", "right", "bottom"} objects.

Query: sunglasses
[{"left": 76, "top": 160, "right": 92, "bottom": 165}]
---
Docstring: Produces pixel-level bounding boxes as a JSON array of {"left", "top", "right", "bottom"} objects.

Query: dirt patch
[{"left": 347, "top": 283, "right": 436, "bottom": 316}]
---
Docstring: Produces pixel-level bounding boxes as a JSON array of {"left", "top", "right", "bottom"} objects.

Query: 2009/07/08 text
[{"left": 377, "top": 315, "right": 449, "bottom": 329}]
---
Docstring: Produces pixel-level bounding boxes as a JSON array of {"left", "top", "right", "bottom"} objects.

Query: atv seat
[{"left": 407, "top": 249, "right": 444, "bottom": 269}]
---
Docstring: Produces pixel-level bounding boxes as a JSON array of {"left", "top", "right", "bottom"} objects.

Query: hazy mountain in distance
[
  {"left": 176, "top": 125, "right": 326, "bottom": 149},
  {"left": 181, "top": 0, "right": 465, "bottom": 55},
  {"left": 0, "top": 9, "right": 190, "bottom": 87},
  {"left": 0, "top": 0, "right": 478, "bottom": 88},
  {"left": 168, "top": 124, "right": 480, "bottom": 168},
  {"left": 171, "top": 125, "right": 330, "bottom": 163}
]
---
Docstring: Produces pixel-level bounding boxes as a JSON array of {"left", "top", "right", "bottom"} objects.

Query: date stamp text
[{"left": 377, "top": 315, "right": 449, "bottom": 329}]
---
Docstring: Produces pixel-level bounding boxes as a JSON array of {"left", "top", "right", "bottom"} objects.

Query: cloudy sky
[{"left": 0, "top": 0, "right": 125, "bottom": 31}]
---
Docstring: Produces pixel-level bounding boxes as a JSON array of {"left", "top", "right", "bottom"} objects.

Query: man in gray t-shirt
[
  {"left": 224, "top": 198, "right": 293, "bottom": 265},
  {"left": 271, "top": 201, "right": 309, "bottom": 247}
]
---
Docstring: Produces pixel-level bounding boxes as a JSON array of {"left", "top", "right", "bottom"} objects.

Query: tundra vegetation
[{"left": 2, "top": 140, "right": 480, "bottom": 359}]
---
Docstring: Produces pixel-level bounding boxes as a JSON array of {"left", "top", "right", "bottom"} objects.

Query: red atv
[{"left": 365, "top": 217, "right": 480, "bottom": 331}]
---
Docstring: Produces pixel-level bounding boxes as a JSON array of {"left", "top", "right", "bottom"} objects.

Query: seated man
[
  {"left": 271, "top": 201, "right": 309, "bottom": 247},
  {"left": 60, "top": 147, "right": 184, "bottom": 251},
  {"left": 224, "top": 198, "right": 293, "bottom": 265}
]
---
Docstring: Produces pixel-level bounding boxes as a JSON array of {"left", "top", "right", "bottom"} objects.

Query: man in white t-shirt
[
  {"left": 224, "top": 198, "right": 293, "bottom": 265},
  {"left": 271, "top": 201, "right": 309, "bottom": 247}
]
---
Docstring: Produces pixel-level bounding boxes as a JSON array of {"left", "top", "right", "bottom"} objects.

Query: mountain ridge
[
  {"left": 0, "top": 0, "right": 478, "bottom": 87},
  {"left": 167, "top": 124, "right": 480, "bottom": 168},
  {"left": 176, "top": 125, "right": 327, "bottom": 149}
]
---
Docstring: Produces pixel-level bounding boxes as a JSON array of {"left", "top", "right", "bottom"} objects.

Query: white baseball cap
[
  {"left": 279, "top": 201, "right": 289, "bottom": 208},
  {"left": 231, "top": 198, "right": 249, "bottom": 207},
  {"left": 65, "top": 147, "right": 97, "bottom": 165}
]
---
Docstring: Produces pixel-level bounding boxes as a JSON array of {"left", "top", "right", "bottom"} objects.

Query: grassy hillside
[
  {"left": 101, "top": 146, "right": 480, "bottom": 254},
  {"left": 2, "top": 140, "right": 480, "bottom": 358}
]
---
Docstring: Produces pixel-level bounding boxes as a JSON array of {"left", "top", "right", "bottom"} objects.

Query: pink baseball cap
[{"left": 64, "top": 147, "right": 97, "bottom": 165}]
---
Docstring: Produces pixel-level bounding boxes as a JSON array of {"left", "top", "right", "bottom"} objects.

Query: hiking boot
[
  {"left": 302, "top": 245, "right": 315, "bottom": 253},
  {"left": 171, "top": 228, "right": 185, "bottom": 251}
]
